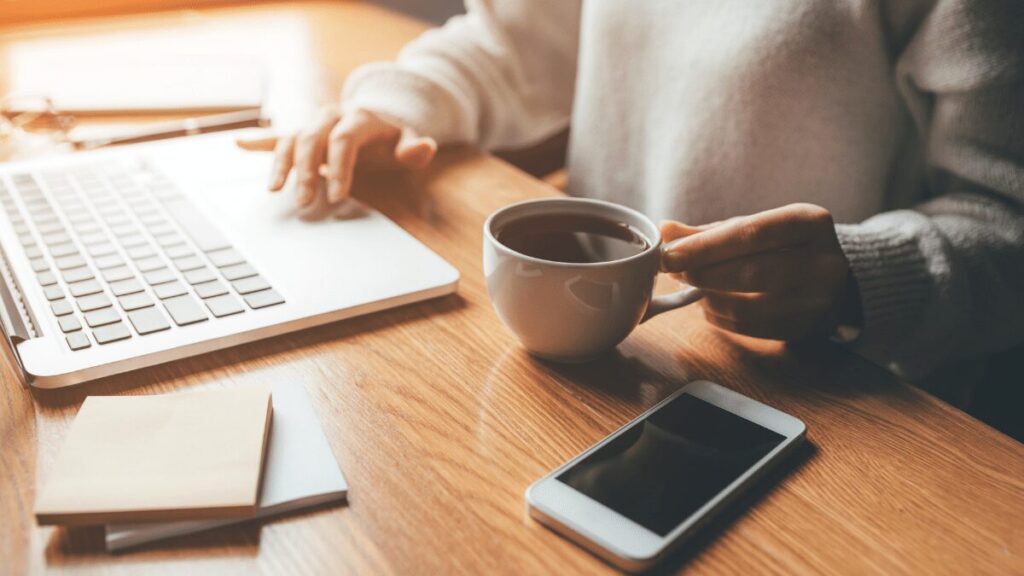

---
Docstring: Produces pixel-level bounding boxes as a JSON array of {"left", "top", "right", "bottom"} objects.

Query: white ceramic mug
[{"left": 483, "top": 197, "right": 703, "bottom": 362}]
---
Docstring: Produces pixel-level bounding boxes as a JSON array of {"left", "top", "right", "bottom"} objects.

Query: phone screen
[{"left": 557, "top": 393, "right": 786, "bottom": 536}]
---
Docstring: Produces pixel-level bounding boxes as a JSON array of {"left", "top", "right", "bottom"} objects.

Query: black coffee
[{"left": 497, "top": 213, "right": 650, "bottom": 263}]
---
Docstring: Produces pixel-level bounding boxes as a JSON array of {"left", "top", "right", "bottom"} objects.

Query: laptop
[{"left": 0, "top": 130, "right": 459, "bottom": 388}]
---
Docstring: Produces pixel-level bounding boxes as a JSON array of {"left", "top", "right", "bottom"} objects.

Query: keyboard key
[
  {"left": 154, "top": 281, "right": 187, "bottom": 299},
  {"left": 163, "top": 294, "right": 208, "bottom": 326},
  {"left": 110, "top": 224, "right": 137, "bottom": 237},
  {"left": 207, "top": 248, "right": 245, "bottom": 268},
  {"left": 127, "top": 307, "right": 171, "bottom": 335},
  {"left": 102, "top": 266, "right": 134, "bottom": 282},
  {"left": 19, "top": 234, "right": 35, "bottom": 247},
  {"left": 79, "top": 231, "right": 107, "bottom": 245},
  {"left": 49, "top": 242, "right": 78, "bottom": 257},
  {"left": 164, "top": 244, "right": 193, "bottom": 259},
  {"left": 66, "top": 332, "right": 91, "bottom": 350},
  {"left": 220, "top": 263, "right": 256, "bottom": 281},
  {"left": 94, "top": 254, "right": 125, "bottom": 269},
  {"left": 243, "top": 289, "right": 285, "bottom": 309},
  {"left": 193, "top": 280, "right": 228, "bottom": 299},
  {"left": 67, "top": 212, "right": 92, "bottom": 225},
  {"left": 54, "top": 254, "right": 86, "bottom": 270},
  {"left": 172, "top": 255, "right": 204, "bottom": 272},
  {"left": 109, "top": 278, "right": 144, "bottom": 296},
  {"left": 125, "top": 196, "right": 152, "bottom": 208},
  {"left": 149, "top": 222, "right": 176, "bottom": 237},
  {"left": 73, "top": 221, "right": 100, "bottom": 235},
  {"left": 135, "top": 256, "right": 164, "bottom": 272},
  {"left": 183, "top": 266, "right": 216, "bottom": 285},
  {"left": 126, "top": 244, "right": 156, "bottom": 260},
  {"left": 68, "top": 279, "right": 102, "bottom": 297},
  {"left": 42, "top": 231, "right": 70, "bottom": 246},
  {"left": 87, "top": 242, "right": 116, "bottom": 257},
  {"left": 30, "top": 259, "right": 49, "bottom": 273},
  {"left": 144, "top": 267, "right": 176, "bottom": 285},
  {"left": 37, "top": 221, "right": 64, "bottom": 234},
  {"left": 51, "top": 299, "right": 73, "bottom": 316},
  {"left": 43, "top": 285, "right": 64, "bottom": 301},
  {"left": 84, "top": 307, "right": 120, "bottom": 328},
  {"left": 104, "top": 217, "right": 132, "bottom": 230},
  {"left": 162, "top": 198, "right": 230, "bottom": 252},
  {"left": 37, "top": 271, "right": 58, "bottom": 286},
  {"left": 138, "top": 213, "right": 165, "bottom": 227},
  {"left": 156, "top": 233, "right": 185, "bottom": 249},
  {"left": 62, "top": 266, "right": 94, "bottom": 283},
  {"left": 118, "top": 292, "right": 154, "bottom": 311},
  {"left": 23, "top": 245, "right": 43, "bottom": 259},
  {"left": 97, "top": 206, "right": 122, "bottom": 218},
  {"left": 231, "top": 275, "right": 270, "bottom": 295},
  {"left": 93, "top": 322, "right": 132, "bottom": 344},
  {"left": 120, "top": 234, "right": 148, "bottom": 248},
  {"left": 204, "top": 293, "right": 245, "bottom": 317},
  {"left": 76, "top": 292, "right": 112, "bottom": 312},
  {"left": 58, "top": 315, "right": 82, "bottom": 333}
]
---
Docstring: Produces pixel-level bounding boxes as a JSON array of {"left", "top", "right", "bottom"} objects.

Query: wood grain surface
[{"left": 1, "top": 3, "right": 1022, "bottom": 575}]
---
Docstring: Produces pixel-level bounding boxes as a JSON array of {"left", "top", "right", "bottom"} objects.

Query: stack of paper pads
[{"left": 35, "top": 383, "right": 347, "bottom": 551}]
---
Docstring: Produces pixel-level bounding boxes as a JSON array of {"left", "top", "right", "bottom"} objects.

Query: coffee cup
[{"left": 483, "top": 197, "right": 703, "bottom": 362}]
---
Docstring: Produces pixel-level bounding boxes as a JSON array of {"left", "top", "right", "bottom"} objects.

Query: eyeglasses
[
  {"left": 0, "top": 95, "right": 77, "bottom": 160},
  {"left": 1, "top": 94, "right": 77, "bottom": 136}
]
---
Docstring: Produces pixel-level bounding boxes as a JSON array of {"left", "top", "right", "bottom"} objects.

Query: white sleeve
[{"left": 341, "top": 0, "right": 581, "bottom": 150}]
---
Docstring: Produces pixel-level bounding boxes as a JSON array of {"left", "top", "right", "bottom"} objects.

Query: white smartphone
[{"left": 526, "top": 380, "right": 806, "bottom": 572}]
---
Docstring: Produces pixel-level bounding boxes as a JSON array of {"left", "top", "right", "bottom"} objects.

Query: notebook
[
  {"left": 8, "top": 42, "right": 264, "bottom": 113},
  {"left": 35, "top": 387, "right": 272, "bottom": 526},
  {"left": 106, "top": 382, "right": 348, "bottom": 551}
]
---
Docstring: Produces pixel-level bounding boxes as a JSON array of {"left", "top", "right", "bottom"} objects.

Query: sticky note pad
[
  {"left": 106, "top": 382, "right": 348, "bottom": 550},
  {"left": 35, "top": 386, "right": 272, "bottom": 526}
]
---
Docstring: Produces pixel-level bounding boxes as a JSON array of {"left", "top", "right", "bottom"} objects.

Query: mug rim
[{"left": 484, "top": 197, "right": 662, "bottom": 269}]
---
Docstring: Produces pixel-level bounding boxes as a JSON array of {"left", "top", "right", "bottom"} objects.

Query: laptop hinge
[{"left": 0, "top": 242, "right": 36, "bottom": 386}]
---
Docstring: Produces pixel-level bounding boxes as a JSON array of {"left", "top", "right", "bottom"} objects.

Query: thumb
[
  {"left": 660, "top": 220, "right": 703, "bottom": 244},
  {"left": 394, "top": 127, "right": 437, "bottom": 169},
  {"left": 235, "top": 136, "right": 278, "bottom": 151},
  {"left": 659, "top": 220, "right": 705, "bottom": 273}
]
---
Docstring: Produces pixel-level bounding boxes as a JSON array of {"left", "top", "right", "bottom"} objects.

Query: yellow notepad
[{"left": 35, "top": 387, "right": 272, "bottom": 526}]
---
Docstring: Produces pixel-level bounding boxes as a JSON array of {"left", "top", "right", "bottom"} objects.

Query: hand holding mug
[{"left": 660, "top": 203, "right": 861, "bottom": 340}]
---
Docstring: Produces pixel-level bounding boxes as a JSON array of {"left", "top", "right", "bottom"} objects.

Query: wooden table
[{"left": 2, "top": 3, "right": 1022, "bottom": 575}]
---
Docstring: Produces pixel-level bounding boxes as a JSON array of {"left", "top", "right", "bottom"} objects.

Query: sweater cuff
[
  {"left": 834, "top": 223, "right": 932, "bottom": 351},
  {"left": 341, "top": 62, "right": 473, "bottom": 145}
]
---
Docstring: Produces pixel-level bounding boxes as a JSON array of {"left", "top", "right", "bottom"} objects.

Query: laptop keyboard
[{"left": 0, "top": 159, "right": 285, "bottom": 351}]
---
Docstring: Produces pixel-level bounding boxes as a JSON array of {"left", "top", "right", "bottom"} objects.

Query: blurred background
[
  {"left": 0, "top": 0, "right": 567, "bottom": 181},
  {"left": 0, "top": 0, "right": 464, "bottom": 25}
]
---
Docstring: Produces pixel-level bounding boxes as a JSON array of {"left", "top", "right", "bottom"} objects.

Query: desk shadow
[
  {"left": 677, "top": 327, "right": 920, "bottom": 405},
  {"left": 44, "top": 523, "right": 261, "bottom": 565},
  {"left": 533, "top": 349, "right": 689, "bottom": 407},
  {"left": 104, "top": 499, "right": 345, "bottom": 557},
  {"left": 30, "top": 293, "right": 466, "bottom": 408},
  {"left": 641, "top": 441, "right": 817, "bottom": 576}
]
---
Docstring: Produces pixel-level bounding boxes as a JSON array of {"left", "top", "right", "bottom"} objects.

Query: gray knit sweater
[{"left": 341, "top": 0, "right": 1024, "bottom": 381}]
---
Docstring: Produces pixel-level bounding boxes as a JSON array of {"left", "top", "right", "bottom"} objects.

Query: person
[{"left": 240, "top": 1, "right": 1023, "bottom": 391}]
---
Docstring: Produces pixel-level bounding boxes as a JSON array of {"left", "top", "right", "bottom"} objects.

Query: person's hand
[
  {"left": 660, "top": 203, "right": 861, "bottom": 340},
  {"left": 236, "top": 107, "right": 437, "bottom": 207}
]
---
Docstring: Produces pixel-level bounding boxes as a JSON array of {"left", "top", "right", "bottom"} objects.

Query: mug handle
[{"left": 641, "top": 283, "right": 704, "bottom": 323}]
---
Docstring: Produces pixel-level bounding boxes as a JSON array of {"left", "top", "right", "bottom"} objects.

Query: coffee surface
[{"left": 497, "top": 213, "right": 650, "bottom": 263}]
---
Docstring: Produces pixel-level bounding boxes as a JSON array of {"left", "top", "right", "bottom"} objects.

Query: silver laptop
[{"left": 0, "top": 130, "right": 459, "bottom": 388}]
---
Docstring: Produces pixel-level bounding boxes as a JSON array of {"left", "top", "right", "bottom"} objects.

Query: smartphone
[{"left": 526, "top": 380, "right": 806, "bottom": 572}]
